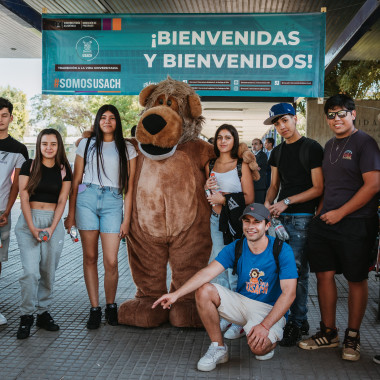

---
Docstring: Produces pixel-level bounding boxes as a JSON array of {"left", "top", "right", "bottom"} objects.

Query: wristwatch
[{"left": 283, "top": 198, "right": 291, "bottom": 206}]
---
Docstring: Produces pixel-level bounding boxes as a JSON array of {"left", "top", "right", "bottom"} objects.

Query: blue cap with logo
[{"left": 264, "top": 103, "right": 296, "bottom": 125}]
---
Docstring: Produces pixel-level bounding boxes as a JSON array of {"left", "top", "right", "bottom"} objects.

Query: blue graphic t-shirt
[{"left": 215, "top": 235, "right": 298, "bottom": 306}]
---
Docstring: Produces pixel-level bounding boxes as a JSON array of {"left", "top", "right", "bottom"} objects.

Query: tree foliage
[
  {"left": 29, "top": 95, "right": 94, "bottom": 135},
  {"left": 29, "top": 94, "right": 141, "bottom": 137},
  {"left": 324, "top": 60, "right": 380, "bottom": 99},
  {"left": 0, "top": 86, "right": 29, "bottom": 140}
]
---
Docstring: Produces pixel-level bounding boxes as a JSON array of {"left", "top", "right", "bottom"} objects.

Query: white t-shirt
[{"left": 76, "top": 138, "right": 137, "bottom": 188}]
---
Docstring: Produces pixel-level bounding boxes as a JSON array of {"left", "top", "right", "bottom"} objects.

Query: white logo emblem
[{"left": 76, "top": 36, "right": 99, "bottom": 61}]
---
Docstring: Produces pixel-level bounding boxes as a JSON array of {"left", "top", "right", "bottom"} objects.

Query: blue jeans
[
  {"left": 209, "top": 213, "right": 237, "bottom": 291},
  {"left": 76, "top": 183, "right": 123, "bottom": 233},
  {"left": 280, "top": 214, "right": 312, "bottom": 327}
]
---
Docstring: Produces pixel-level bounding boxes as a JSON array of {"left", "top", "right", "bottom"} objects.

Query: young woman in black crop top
[{"left": 15, "top": 128, "right": 72, "bottom": 340}]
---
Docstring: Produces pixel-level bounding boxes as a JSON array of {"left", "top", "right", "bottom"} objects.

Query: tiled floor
[{"left": 1, "top": 202, "right": 380, "bottom": 379}]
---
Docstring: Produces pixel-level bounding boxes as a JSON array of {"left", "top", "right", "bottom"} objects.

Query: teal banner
[{"left": 42, "top": 13, "right": 325, "bottom": 97}]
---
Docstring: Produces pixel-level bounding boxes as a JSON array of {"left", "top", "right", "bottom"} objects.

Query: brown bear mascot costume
[
  {"left": 118, "top": 77, "right": 214, "bottom": 328},
  {"left": 118, "top": 77, "right": 258, "bottom": 328}
]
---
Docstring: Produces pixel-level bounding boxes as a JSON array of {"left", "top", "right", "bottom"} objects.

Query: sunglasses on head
[{"left": 327, "top": 110, "right": 352, "bottom": 120}]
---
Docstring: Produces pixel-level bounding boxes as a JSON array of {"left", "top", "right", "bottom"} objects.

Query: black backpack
[
  {"left": 232, "top": 237, "right": 284, "bottom": 275},
  {"left": 274, "top": 137, "right": 315, "bottom": 172}
]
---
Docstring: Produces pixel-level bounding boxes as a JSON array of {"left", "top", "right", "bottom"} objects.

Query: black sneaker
[
  {"left": 299, "top": 321, "right": 339, "bottom": 350},
  {"left": 300, "top": 320, "right": 310, "bottom": 335},
  {"left": 342, "top": 328, "right": 360, "bottom": 361},
  {"left": 86, "top": 307, "right": 102, "bottom": 329},
  {"left": 36, "top": 311, "right": 60, "bottom": 331},
  {"left": 105, "top": 303, "right": 118, "bottom": 326},
  {"left": 279, "top": 321, "right": 301, "bottom": 347},
  {"left": 17, "top": 315, "right": 34, "bottom": 339}
]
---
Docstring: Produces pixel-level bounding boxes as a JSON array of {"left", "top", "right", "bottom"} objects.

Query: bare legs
[
  {"left": 348, "top": 280, "right": 368, "bottom": 330},
  {"left": 316, "top": 271, "right": 337, "bottom": 328},
  {"left": 80, "top": 230, "right": 120, "bottom": 307},
  {"left": 195, "top": 283, "right": 223, "bottom": 346},
  {"left": 195, "top": 283, "right": 273, "bottom": 355},
  {"left": 100, "top": 233, "right": 120, "bottom": 304},
  {"left": 316, "top": 271, "right": 368, "bottom": 330}
]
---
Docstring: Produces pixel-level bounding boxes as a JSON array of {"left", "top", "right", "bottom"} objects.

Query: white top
[
  {"left": 76, "top": 138, "right": 137, "bottom": 188},
  {"left": 211, "top": 167, "right": 242, "bottom": 193}
]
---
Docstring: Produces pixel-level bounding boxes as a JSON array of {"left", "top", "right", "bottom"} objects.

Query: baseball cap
[
  {"left": 239, "top": 203, "right": 271, "bottom": 222},
  {"left": 263, "top": 103, "right": 296, "bottom": 125}
]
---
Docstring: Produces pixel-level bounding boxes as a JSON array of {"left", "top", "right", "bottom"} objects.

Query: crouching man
[{"left": 153, "top": 203, "right": 297, "bottom": 371}]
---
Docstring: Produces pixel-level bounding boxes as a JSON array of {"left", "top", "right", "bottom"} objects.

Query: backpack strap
[
  {"left": 274, "top": 142, "right": 284, "bottom": 169},
  {"left": 236, "top": 158, "right": 243, "bottom": 179},
  {"left": 299, "top": 137, "right": 314, "bottom": 173},
  {"left": 232, "top": 236, "right": 245, "bottom": 275},
  {"left": 273, "top": 237, "right": 284, "bottom": 273},
  {"left": 208, "top": 158, "right": 216, "bottom": 176},
  {"left": 60, "top": 165, "right": 66, "bottom": 180}
]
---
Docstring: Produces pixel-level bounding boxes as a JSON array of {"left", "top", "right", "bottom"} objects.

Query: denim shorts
[{"left": 76, "top": 183, "right": 123, "bottom": 233}]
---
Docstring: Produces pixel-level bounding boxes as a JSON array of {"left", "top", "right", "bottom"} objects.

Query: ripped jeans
[{"left": 280, "top": 214, "right": 313, "bottom": 327}]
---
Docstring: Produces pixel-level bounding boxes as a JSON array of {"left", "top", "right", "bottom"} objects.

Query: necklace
[{"left": 329, "top": 129, "right": 356, "bottom": 164}]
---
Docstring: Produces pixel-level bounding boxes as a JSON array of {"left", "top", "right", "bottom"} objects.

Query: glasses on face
[{"left": 327, "top": 110, "right": 352, "bottom": 120}]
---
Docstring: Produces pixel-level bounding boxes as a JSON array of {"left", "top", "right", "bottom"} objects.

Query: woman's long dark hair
[
  {"left": 213, "top": 124, "right": 240, "bottom": 158},
  {"left": 26, "top": 128, "right": 72, "bottom": 195},
  {"left": 85, "top": 104, "right": 130, "bottom": 193}
]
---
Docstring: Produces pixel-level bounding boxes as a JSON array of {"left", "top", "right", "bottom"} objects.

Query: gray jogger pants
[{"left": 15, "top": 209, "right": 65, "bottom": 315}]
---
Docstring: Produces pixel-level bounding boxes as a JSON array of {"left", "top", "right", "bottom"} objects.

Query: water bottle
[
  {"left": 209, "top": 173, "right": 221, "bottom": 207},
  {"left": 70, "top": 226, "right": 79, "bottom": 242},
  {"left": 271, "top": 218, "right": 289, "bottom": 241},
  {"left": 210, "top": 173, "right": 221, "bottom": 192},
  {"left": 39, "top": 231, "right": 50, "bottom": 242}
]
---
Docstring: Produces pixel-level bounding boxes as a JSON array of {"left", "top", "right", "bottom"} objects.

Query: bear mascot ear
[
  {"left": 188, "top": 94, "right": 202, "bottom": 118},
  {"left": 139, "top": 84, "right": 158, "bottom": 107}
]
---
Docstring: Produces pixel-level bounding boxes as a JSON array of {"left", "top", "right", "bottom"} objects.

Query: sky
[{"left": 0, "top": 58, "right": 42, "bottom": 101}]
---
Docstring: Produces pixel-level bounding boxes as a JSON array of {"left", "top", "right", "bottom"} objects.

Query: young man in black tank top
[{"left": 264, "top": 103, "right": 324, "bottom": 346}]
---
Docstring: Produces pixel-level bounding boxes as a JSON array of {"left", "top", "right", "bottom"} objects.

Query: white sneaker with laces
[
  {"left": 255, "top": 349, "right": 274, "bottom": 361},
  {"left": 219, "top": 318, "right": 231, "bottom": 333},
  {"left": 0, "top": 312, "right": 7, "bottom": 325},
  {"left": 224, "top": 323, "right": 245, "bottom": 339},
  {"left": 197, "top": 342, "right": 229, "bottom": 371}
]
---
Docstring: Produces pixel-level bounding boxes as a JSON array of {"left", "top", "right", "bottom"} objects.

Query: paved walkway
[{"left": 1, "top": 202, "right": 380, "bottom": 379}]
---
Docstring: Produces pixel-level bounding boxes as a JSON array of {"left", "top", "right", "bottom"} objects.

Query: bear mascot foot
[
  {"left": 169, "top": 299, "right": 204, "bottom": 328},
  {"left": 118, "top": 297, "right": 169, "bottom": 327}
]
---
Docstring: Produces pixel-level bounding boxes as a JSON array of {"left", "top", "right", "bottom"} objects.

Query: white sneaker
[
  {"left": 219, "top": 318, "right": 231, "bottom": 333},
  {"left": 255, "top": 349, "right": 274, "bottom": 361},
  {"left": 224, "top": 323, "right": 245, "bottom": 339},
  {"left": 0, "top": 312, "right": 7, "bottom": 325},
  {"left": 197, "top": 342, "right": 229, "bottom": 371}
]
